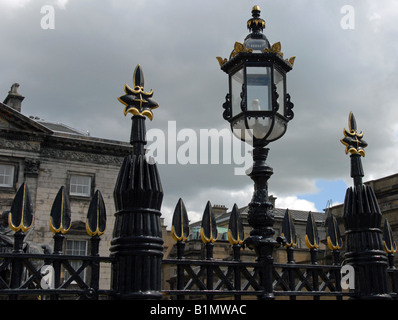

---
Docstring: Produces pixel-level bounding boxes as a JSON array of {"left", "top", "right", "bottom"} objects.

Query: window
[
  {"left": 64, "top": 239, "right": 88, "bottom": 282},
  {"left": 0, "top": 164, "right": 15, "bottom": 188},
  {"left": 69, "top": 174, "right": 92, "bottom": 197}
]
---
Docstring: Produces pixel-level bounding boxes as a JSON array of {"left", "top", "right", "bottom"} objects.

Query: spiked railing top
[
  {"left": 49, "top": 186, "right": 71, "bottom": 235},
  {"left": 305, "top": 212, "right": 320, "bottom": 249},
  {"left": 281, "top": 209, "right": 297, "bottom": 248},
  {"left": 171, "top": 198, "right": 190, "bottom": 242},
  {"left": 383, "top": 219, "right": 397, "bottom": 254},
  {"left": 326, "top": 213, "right": 343, "bottom": 251},
  {"left": 8, "top": 183, "right": 34, "bottom": 233},
  {"left": 86, "top": 190, "right": 106, "bottom": 237},
  {"left": 117, "top": 64, "right": 159, "bottom": 121},
  {"left": 200, "top": 201, "right": 218, "bottom": 244},
  {"left": 228, "top": 204, "right": 244, "bottom": 245}
]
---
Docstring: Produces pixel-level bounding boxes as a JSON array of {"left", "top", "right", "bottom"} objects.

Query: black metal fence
[
  {"left": 0, "top": 184, "right": 114, "bottom": 300},
  {"left": 163, "top": 199, "right": 398, "bottom": 300},
  {"left": 0, "top": 86, "right": 397, "bottom": 300},
  {"left": 0, "top": 179, "right": 397, "bottom": 300}
]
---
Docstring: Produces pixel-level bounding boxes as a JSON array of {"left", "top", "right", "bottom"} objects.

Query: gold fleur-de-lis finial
[
  {"left": 340, "top": 112, "right": 368, "bottom": 156},
  {"left": 117, "top": 64, "right": 159, "bottom": 121}
]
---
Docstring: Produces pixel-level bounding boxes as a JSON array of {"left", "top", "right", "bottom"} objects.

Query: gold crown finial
[
  {"left": 252, "top": 5, "right": 261, "bottom": 12},
  {"left": 247, "top": 5, "right": 265, "bottom": 32}
]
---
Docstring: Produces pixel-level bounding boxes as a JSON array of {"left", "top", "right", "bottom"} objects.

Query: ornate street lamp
[
  {"left": 217, "top": 5, "right": 295, "bottom": 147},
  {"left": 217, "top": 5, "right": 295, "bottom": 300}
]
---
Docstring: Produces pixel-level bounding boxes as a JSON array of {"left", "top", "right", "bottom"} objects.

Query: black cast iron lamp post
[{"left": 218, "top": 5, "right": 295, "bottom": 300}]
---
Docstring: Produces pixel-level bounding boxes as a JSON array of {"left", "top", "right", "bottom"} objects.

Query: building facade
[{"left": 0, "top": 83, "right": 131, "bottom": 288}]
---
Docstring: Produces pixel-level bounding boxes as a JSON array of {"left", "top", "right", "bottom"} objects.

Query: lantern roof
[{"left": 216, "top": 6, "right": 295, "bottom": 70}]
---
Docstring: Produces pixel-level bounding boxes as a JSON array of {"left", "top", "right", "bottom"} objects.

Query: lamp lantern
[{"left": 218, "top": 5, "right": 295, "bottom": 147}]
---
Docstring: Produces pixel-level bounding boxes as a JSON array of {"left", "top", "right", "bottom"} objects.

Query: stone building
[{"left": 0, "top": 83, "right": 132, "bottom": 288}]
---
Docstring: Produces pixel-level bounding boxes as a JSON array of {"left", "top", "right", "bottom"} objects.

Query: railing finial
[
  {"left": 9, "top": 183, "right": 34, "bottom": 233},
  {"left": 117, "top": 64, "right": 159, "bottom": 121},
  {"left": 171, "top": 198, "right": 189, "bottom": 242}
]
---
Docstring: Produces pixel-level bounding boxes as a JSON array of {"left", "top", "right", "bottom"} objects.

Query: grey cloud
[{"left": 1, "top": 0, "right": 398, "bottom": 226}]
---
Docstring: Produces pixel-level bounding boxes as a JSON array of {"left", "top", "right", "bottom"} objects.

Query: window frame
[
  {"left": 64, "top": 238, "right": 88, "bottom": 283},
  {"left": 0, "top": 162, "right": 18, "bottom": 190},
  {"left": 67, "top": 172, "right": 95, "bottom": 199}
]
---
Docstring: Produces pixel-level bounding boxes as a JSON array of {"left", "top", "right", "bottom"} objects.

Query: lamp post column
[{"left": 245, "top": 145, "right": 279, "bottom": 300}]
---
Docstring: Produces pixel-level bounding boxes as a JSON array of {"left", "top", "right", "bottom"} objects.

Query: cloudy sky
[{"left": 1, "top": 0, "right": 398, "bottom": 227}]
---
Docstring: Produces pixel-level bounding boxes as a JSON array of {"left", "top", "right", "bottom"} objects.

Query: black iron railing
[{"left": 0, "top": 66, "right": 397, "bottom": 300}]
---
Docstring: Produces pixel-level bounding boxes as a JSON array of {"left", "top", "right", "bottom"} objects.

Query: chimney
[
  {"left": 212, "top": 204, "right": 228, "bottom": 218},
  {"left": 3, "top": 83, "right": 24, "bottom": 113},
  {"left": 269, "top": 195, "right": 277, "bottom": 208}
]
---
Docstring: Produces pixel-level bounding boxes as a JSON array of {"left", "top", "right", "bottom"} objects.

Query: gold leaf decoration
[
  {"left": 216, "top": 56, "right": 228, "bottom": 67},
  {"left": 230, "top": 42, "right": 253, "bottom": 59}
]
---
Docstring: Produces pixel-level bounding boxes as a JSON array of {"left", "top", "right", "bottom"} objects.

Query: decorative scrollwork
[
  {"left": 272, "top": 84, "right": 279, "bottom": 112},
  {"left": 240, "top": 83, "right": 247, "bottom": 112},
  {"left": 222, "top": 93, "right": 232, "bottom": 120},
  {"left": 285, "top": 93, "right": 294, "bottom": 120}
]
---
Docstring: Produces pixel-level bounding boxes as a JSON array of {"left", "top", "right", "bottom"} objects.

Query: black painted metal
[
  {"left": 243, "top": 146, "right": 279, "bottom": 300},
  {"left": 1, "top": 53, "right": 398, "bottom": 302},
  {"left": 343, "top": 158, "right": 391, "bottom": 299},
  {"left": 110, "top": 66, "right": 164, "bottom": 300},
  {"left": 1, "top": 174, "right": 398, "bottom": 300},
  {"left": 341, "top": 113, "right": 391, "bottom": 299}
]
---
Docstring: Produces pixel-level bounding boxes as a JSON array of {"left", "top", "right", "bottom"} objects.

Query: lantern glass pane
[
  {"left": 230, "top": 69, "right": 244, "bottom": 117},
  {"left": 267, "top": 116, "right": 287, "bottom": 141},
  {"left": 247, "top": 117, "right": 271, "bottom": 140},
  {"left": 274, "top": 67, "right": 285, "bottom": 114},
  {"left": 246, "top": 66, "right": 271, "bottom": 111},
  {"left": 232, "top": 117, "right": 252, "bottom": 142}
]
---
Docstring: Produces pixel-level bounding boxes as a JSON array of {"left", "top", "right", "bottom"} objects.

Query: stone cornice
[
  {"left": 0, "top": 127, "right": 132, "bottom": 165},
  {"left": 43, "top": 134, "right": 132, "bottom": 158}
]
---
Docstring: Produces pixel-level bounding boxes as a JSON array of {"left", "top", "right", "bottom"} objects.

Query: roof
[
  {"left": 36, "top": 120, "right": 89, "bottom": 136},
  {"left": 0, "top": 101, "right": 132, "bottom": 157},
  {"left": 272, "top": 207, "right": 326, "bottom": 222},
  {"left": 0, "top": 102, "right": 53, "bottom": 134},
  {"left": 214, "top": 205, "right": 326, "bottom": 226}
]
